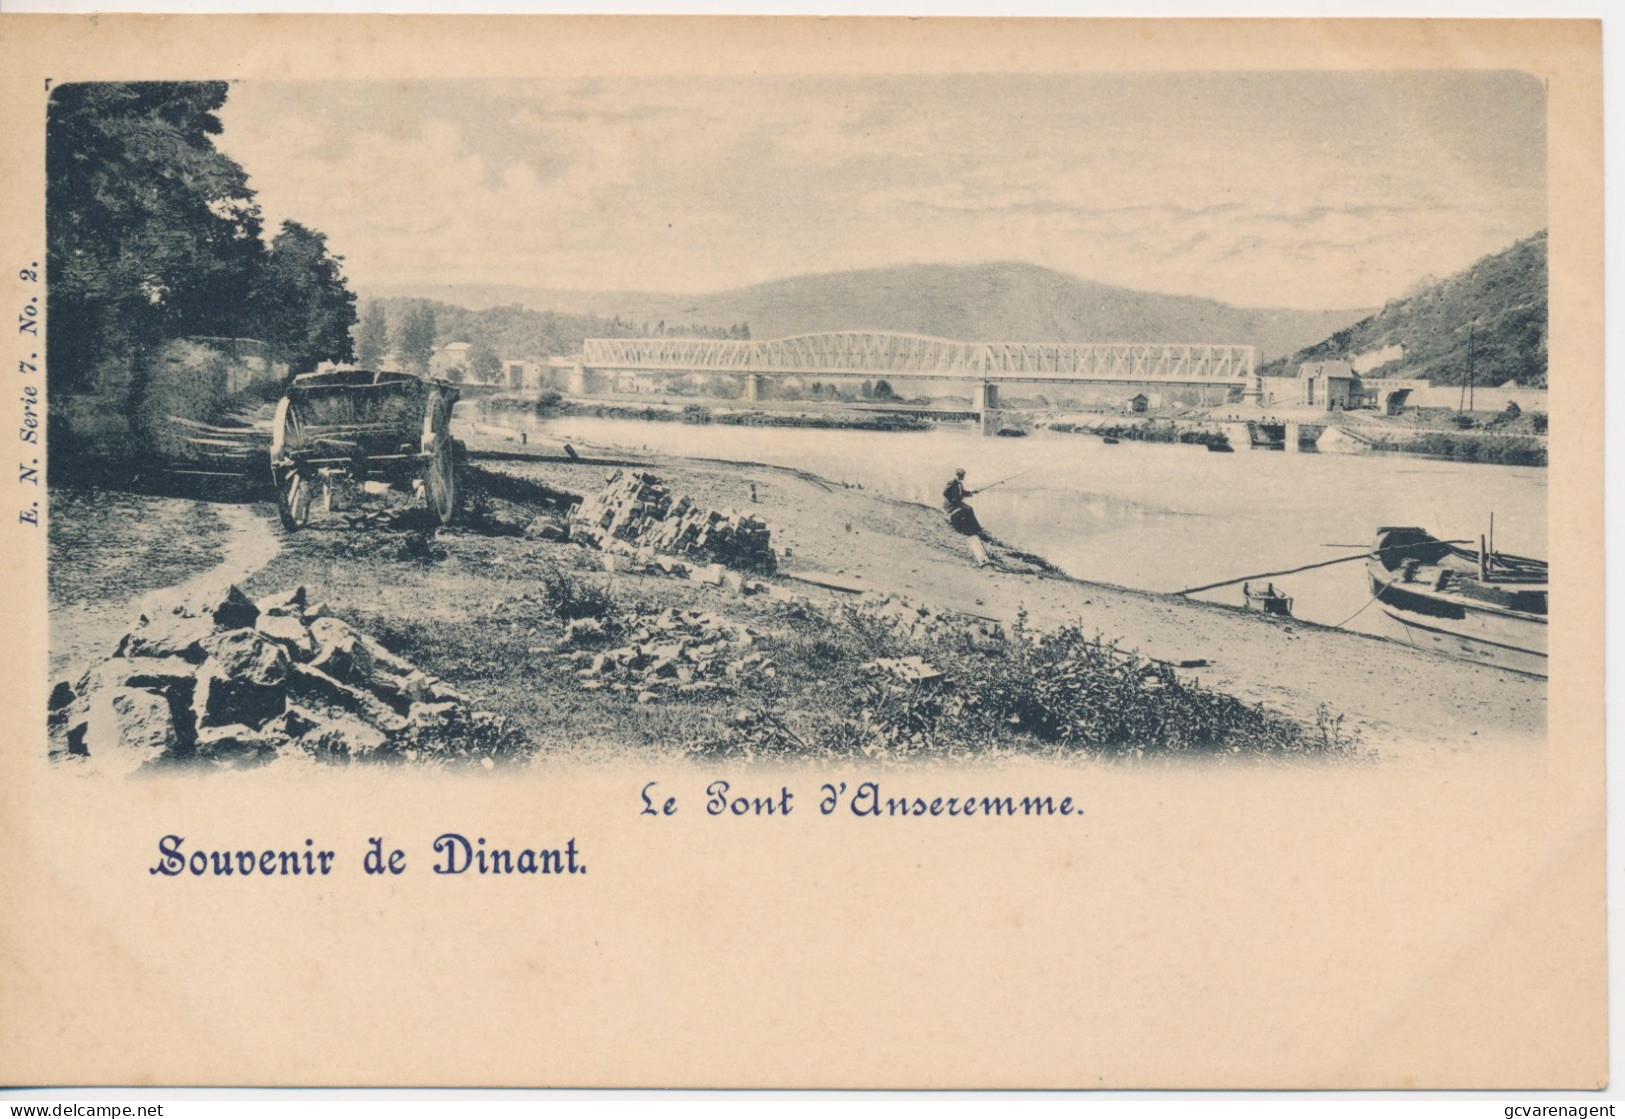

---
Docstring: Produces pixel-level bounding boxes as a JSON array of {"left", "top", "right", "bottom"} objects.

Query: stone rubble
[
  {"left": 570, "top": 470, "right": 776, "bottom": 574},
  {"left": 48, "top": 583, "right": 497, "bottom": 773},
  {"left": 557, "top": 604, "right": 775, "bottom": 702},
  {"left": 851, "top": 591, "right": 1005, "bottom": 645}
]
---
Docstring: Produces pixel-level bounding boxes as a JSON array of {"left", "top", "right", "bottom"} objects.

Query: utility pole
[{"left": 1467, "top": 317, "right": 1477, "bottom": 413}]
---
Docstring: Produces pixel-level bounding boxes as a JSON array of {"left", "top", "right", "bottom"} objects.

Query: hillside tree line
[
  {"left": 357, "top": 298, "right": 750, "bottom": 373},
  {"left": 1257, "top": 231, "right": 1547, "bottom": 387}
]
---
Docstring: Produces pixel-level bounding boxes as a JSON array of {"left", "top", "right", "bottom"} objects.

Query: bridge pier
[
  {"left": 974, "top": 381, "right": 999, "bottom": 435},
  {"left": 567, "top": 365, "right": 587, "bottom": 395},
  {"left": 742, "top": 373, "right": 762, "bottom": 403}
]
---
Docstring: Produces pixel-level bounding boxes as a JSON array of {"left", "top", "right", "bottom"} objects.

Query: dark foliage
[
  {"left": 1369, "top": 432, "right": 1547, "bottom": 466},
  {"left": 1258, "top": 232, "right": 1547, "bottom": 387},
  {"left": 364, "top": 298, "right": 751, "bottom": 368},
  {"left": 540, "top": 564, "right": 616, "bottom": 622},
  {"left": 47, "top": 82, "right": 264, "bottom": 390},
  {"left": 395, "top": 303, "right": 437, "bottom": 376},
  {"left": 253, "top": 221, "right": 356, "bottom": 373},
  {"left": 355, "top": 302, "right": 390, "bottom": 370}
]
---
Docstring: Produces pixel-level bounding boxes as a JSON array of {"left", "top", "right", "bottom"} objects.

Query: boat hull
[
  {"left": 1367, "top": 526, "right": 1547, "bottom": 678},
  {"left": 1371, "top": 576, "right": 1548, "bottom": 677}
]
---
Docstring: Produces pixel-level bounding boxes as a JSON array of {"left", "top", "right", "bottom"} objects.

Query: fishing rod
[{"left": 970, "top": 464, "right": 1046, "bottom": 494}]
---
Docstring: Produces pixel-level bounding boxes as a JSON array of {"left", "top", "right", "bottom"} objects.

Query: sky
[{"left": 215, "top": 71, "right": 1546, "bottom": 311}]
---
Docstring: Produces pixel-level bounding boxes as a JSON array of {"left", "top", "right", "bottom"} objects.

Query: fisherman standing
[{"left": 943, "top": 468, "right": 991, "bottom": 568}]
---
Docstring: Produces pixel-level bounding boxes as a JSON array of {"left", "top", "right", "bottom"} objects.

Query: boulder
[
  {"left": 200, "top": 629, "right": 290, "bottom": 687},
  {"left": 191, "top": 630, "right": 290, "bottom": 730},
  {"left": 192, "top": 668, "right": 287, "bottom": 731},
  {"left": 87, "top": 656, "right": 200, "bottom": 749},
  {"left": 358, "top": 634, "right": 416, "bottom": 678},
  {"left": 407, "top": 700, "right": 460, "bottom": 728},
  {"left": 256, "top": 613, "right": 317, "bottom": 661},
  {"left": 193, "top": 721, "right": 282, "bottom": 763},
  {"left": 425, "top": 679, "right": 470, "bottom": 705},
  {"left": 273, "top": 704, "right": 323, "bottom": 739},
  {"left": 300, "top": 713, "right": 389, "bottom": 760},
  {"left": 48, "top": 678, "right": 75, "bottom": 711},
  {"left": 688, "top": 564, "right": 724, "bottom": 586},
  {"left": 308, "top": 617, "right": 375, "bottom": 685},
  {"left": 182, "top": 584, "right": 260, "bottom": 630},
  {"left": 84, "top": 687, "right": 178, "bottom": 773},
  {"left": 372, "top": 668, "right": 433, "bottom": 707},
  {"left": 255, "top": 585, "right": 309, "bottom": 618},
  {"left": 113, "top": 610, "right": 218, "bottom": 663},
  {"left": 287, "top": 663, "right": 406, "bottom": 731}
]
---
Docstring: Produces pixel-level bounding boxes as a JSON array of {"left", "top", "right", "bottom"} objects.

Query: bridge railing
[{"left": 582, "top": 334, "right": 1254, "bottom": 381}]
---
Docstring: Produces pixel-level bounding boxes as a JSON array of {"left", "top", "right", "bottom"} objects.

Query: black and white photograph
[{"left": 43, "top": 69, "right": 1552, "bottom": 771}]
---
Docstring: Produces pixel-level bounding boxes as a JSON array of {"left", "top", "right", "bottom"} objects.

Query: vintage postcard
[{"left": 0, "top": 15, "right": 1604, "bottom": 1089}]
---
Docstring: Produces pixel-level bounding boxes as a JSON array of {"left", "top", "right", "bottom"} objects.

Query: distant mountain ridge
[
  {"left": 1257, "top": 232, "right": 1547, "bottom": 387},
  {"left": 363, "top": 261, "right": 1370, "bottom": 364}
]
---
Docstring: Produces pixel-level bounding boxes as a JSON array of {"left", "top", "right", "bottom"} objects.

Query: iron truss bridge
[{"left": 581, "top": 332, "right": 1255, "bottom": 384}]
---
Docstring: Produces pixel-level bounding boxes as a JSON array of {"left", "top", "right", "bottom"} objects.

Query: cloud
[{"left": 215, "top": 72, "right": 1545, "bottom": 309}]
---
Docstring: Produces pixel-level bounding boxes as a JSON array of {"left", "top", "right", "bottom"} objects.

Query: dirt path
[{"left": 50, "top": 500, "right": 283, "bottom": 676}]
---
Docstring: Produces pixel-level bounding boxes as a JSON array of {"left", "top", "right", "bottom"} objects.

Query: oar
[{"left": 1175, "top": 539, "right": 1472, "bottom": 597}]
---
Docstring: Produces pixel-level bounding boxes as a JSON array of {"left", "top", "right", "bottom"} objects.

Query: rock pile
[
  {"left": 49, "top": 584, "right": 494, "bottom": 773},
  {"left": 570, "top": 470, "right": 776, "bottom": 573},
  {"left": 559, "top": 605, "right": 774, "bottom": 703},
  {"left": 852, "top": 592, "right": 1003, "bottom": 645}
]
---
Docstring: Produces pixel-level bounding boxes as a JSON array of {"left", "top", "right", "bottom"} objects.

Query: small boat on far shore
[{"left": 1367, "top": 526, "right": 1547, "bottom": 677}]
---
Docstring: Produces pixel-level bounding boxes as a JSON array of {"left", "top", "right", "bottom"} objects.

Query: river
[{"left": 471, "top": 408, "right": 1548, "bottom": 641}]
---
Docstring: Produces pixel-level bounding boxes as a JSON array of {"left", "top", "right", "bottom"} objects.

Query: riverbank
[
  {"left": 459, "top": 429, "right": 1543, "bottom": 756},
  {"left": 484, "top": 392, "right": 932, "bottom": 432},
  {"left": 47, "top": 429, "right": 1545, "bottom": 770}
]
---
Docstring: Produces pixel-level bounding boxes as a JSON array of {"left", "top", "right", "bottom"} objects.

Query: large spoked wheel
[
  {"left": 422, "top": 441, "right": 459, "bottom": 525},
  {"left": 420, "top": 391, "right": 461, "bottom": 526},
  {"left": 270, "top": 395, "right": 312, "bottom": 530},
  {"left": 276, "top": 467, "right": 312, "bottom": 531}
]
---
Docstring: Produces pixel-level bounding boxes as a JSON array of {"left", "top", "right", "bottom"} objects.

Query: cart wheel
[
  {"left": 276, "top": 469, "right": 312, "bottom": 531},
  {"left": 422, "top": 441, "right": 460, "bottom": 525}
]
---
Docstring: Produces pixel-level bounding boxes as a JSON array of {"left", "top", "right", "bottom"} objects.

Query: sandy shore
[
  {"left": 47, "top": 422, "right": 1546, "bottom": 765},
  {"left": 462, "top": 423, "right": 1545, "bottom": 760}
]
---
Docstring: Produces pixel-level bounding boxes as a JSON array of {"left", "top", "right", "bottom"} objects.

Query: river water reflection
[{"left": 474, "top": 408, "right": 1547, "bottom": 640}]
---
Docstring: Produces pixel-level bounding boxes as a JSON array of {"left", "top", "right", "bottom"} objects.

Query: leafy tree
[
  {"left": 469, "top": 337, "right": 502, "bottom": 383},
  {"left": 253, "top": 221, "right": 356, "bottom": 373},
  {"left": 356, "top": 301, "right": 389, "bottom": 369},
  {"left": 47, "top": 81, "right": 266, "bottom": 390},
  {"left": 396, "top": 303, "right": 436, "bottom": 375}
]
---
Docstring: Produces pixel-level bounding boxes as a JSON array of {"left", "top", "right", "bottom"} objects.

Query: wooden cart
[{"left": 269, "top": 370, "right": 463, "bottom": 530}]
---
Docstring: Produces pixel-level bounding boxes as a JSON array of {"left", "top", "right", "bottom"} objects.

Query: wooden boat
[
  {"left": 1367, "top": 526, "right": 1547, "bottom": 676},
  {"left": 1242, "top": 582, "right": 1293, "bottom": 616}
]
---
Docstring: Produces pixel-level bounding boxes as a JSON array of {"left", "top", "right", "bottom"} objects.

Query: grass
[
  {"left": 220, "top": 469, "right": 1361, "bottom": 769},
  {"left": 48, "top": 483, "right": 230, "bottom": 608}
]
